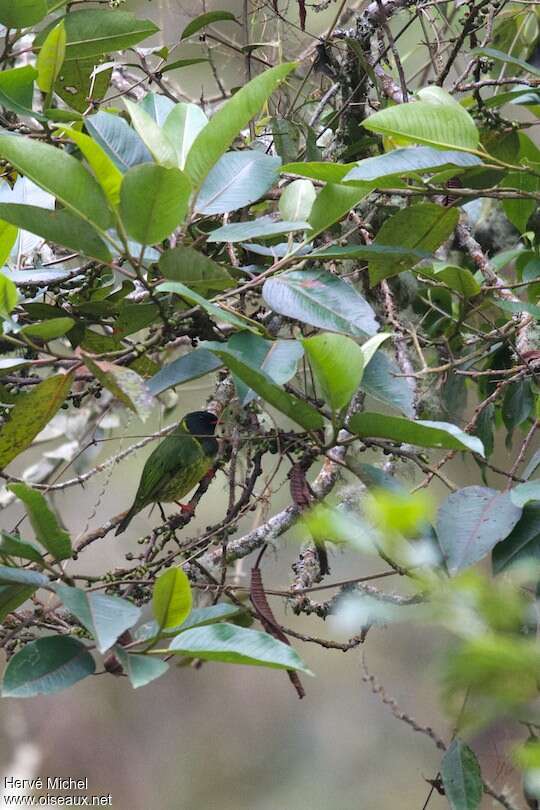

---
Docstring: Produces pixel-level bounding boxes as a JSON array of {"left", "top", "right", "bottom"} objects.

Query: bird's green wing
[{"left": 131, "top": 425, "right": 208, "bottom": 510}]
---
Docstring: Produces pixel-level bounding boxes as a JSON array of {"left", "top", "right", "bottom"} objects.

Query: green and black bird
[{"left": 115, "top": 410, "right": 219, "bottom": 535}]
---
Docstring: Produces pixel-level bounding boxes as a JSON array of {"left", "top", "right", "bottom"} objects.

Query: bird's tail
[{"left": 115, "top": 506, "right": 136, "bottom": 536}]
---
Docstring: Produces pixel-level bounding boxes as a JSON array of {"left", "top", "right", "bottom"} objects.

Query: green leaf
[
  {"left": 153, "top": 567, "right": 192, "bottom": 632},
  {"left": 0, "top": 136, "right": 111, "bottom": 231},
  {"left": 59, "top": 125, "right": 123, "bottom": 208},
  {"left": 181, "top": 10, "right": 237, "bottom": 39},
  {"left": 303, "top": 333, "right": 363, "bottom": 415},
  {"left": 207, "top": 215, "right": 308, "bottom": 243},
  {"left": 120, "top": 164, "right": 191, "bottom": 245},
  {"left": 343, "top": 147, "right": 482, "bottom": 183},
  {"left": 0, "top": 565, "right": 49, "bottom": 589},
  {"left": 420, "top": 263, "right": 481, "bottom": 298},
  {"left": 437, "top": 486, "right": 523, "bottom": 573},
  {"left": 196, "top": 151, "right": 281, "bottom": 215},
  {"left": 147, "top": 349, "right": 222, "bottom": 396},
  {"left": 156, "top": 280, "right": 262, "bottom": 334},
  {"left": 83, "top": 357, "right": 154, "bottom": 421},
  {"left": 139, "top": 92, "right": 175, "bottom": 126},
  {"left": 0, "top": 0, "right": 47, "bottom": 27},
  {"left": 0, "top": 204, "right": 111, "bottom": 263},
  {"left": 510, "top": 480, "right": 540, "bottom": 508},
  {"left": 472, "top": 47, "right": 540, "bottom": 79},
  {"left": 0, "top": 66, "right": 41, "bottom": 119},
  {"left": 227, "top": 332, "right": 304, "bottom": 406},
  {"left": 495, "top": 299, "right": 540, "bottom": 320},
  {"left": 114, "top": 647, "right": 169, "bottom": 689},
  {"left": 308, "top": 183, "right": 369, "bottom": 237},
  {"left": 162, "top": 102, "right": 208, "bottom": 169},
  {"left": 0, "top": 373, "right": 73, "bottom": 470},
  {"left": 281, "top": 161, "right": 353, "bottom": 184},
  {"left": 159, "top": 246, "right": 233, "bottom": 294},
  {"left": 501, "top": 172, "right": 540, "bottom": 233},
  {"left": 309, "top": 244, "right": 431, "bottom": 263},
  {"left": 360, "top": 333, "right": 393, "bottom": 367},
  {"left": 8, "top": 483, "right": 72, "bottom": 561},
  {"left": 502, "top": 379, "right": 533, "bottom": 431},
  {"left": 167, "top": 622, "right": 312, "bottom": 673},
  {"left": 21, "top": 317, "right": 75, "bottom": 341},
  {"left": 262, "top": 268, "right": 379, "bottom": 337},
  {"left": 0, "top": 532, "right": 44, "bottom": 564},
  {"left": 369, "top": 203, "right": 459, "bottom": 285},
  {"left": 280, "top": 179, "right": 316, "bottom": 222},
  {"left": 0, "top": 584, "right": 36, "bottom": 623},
  {"left": 184, "top": 62, "right": 296, "bottom": 188},
  {"left": 55, "top": 585, "right": 141, "bottom": 654},
  {"left": 34, "top": 10, "right": 159, "bottom": 61},
  {"left": 54, "top": 56, "right": 111, "bottom": 114},
  {"left": 135, "top": 603, "right": 243, "bottom": 642},
  {"left": 363, "top": 100, "right": 479, "bottom": 152},
  {"left": 1, "top": 636, "right": 95, "bottom": 698},
  {"left": 361, "top": 351, "right": 415, "bottom": 418},
  {"left": 441, "top": 740, "right": 483, "bottom": 810},
  {"left": 124, "top": 99, "right": 178, "bottom": 168},
  {"left": 37, "top": 21, "right": 66, "bottom": 94},
  {"left": 349, "top": 413, "right": 485, "bottom": 455},
  {"left": 492, "top": 504, "right": 540, "bottom": 573},
  {"left": 0, "top": 272, "right": 18, "bottom": 319},
  {"left": 161, "top": 57, "right": 209, "bottom": 75},
  {"left": 85, "top": 111, "right": 152, "bottom": 172},
  {"left": 204, "top": 343, "right": 324, "bottom": 430}
]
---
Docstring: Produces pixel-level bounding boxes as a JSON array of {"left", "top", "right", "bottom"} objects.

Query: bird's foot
[{"left": 176, "top": 501, "right": 195, "bottom": 515}]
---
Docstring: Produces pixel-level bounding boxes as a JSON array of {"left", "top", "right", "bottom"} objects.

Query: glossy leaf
[
  {"left": 227, "top": 332, "right": 304, "bottom": 405},
  {"left": 208, "top": 215, "right": 308, "bottom": 243},
  {"left": 159, "top": 246, "right": 233, "bottom": 293},
  {"left": 501, "top": 172, "right": 540, "bottom": 233},
  {"left": 0, "top": 272, "right": 18, "bottom": 318},
  {"left": 85, "top": 111, "right": 152, "bottom": 172},
  {"left": 181, "top": 11, "right": 237, "bottom": 39},
  {"left": 472, "top": 47, "right": 540, "bottom": 79},
  {"left": 139, "top": 92, "right": 175, "bottom": 126},
  {"left": 167, "top": 622, "right": 313, "bottom": 673},
  {"left": 8, "top": 483, "right": 72, "bottom": 561},
  {"left": 0, "top": 532, "right": 44, "bottom": 564},
  {"left": 302, "top": 333, "right": 363, "bottom": 414},
  {"left": 120, "top": 164, "right": 191, "bottom": 245},
  {"left": 0, "top": 565, "right": 49, "bottom": 589},
  {"left": 124, "top": 99, "right": 177, "bottom": 168},
  {"left": 56, "top": 584, "right": 141, "bottom": 653},
  {"left": 114, "top": 647, "right": 169, "bottom": 689},
  {"left": 308, "top": 183, "right": 369, "bottom": 237},
  {"left": 59, "top": 125, "right": 123, "bottom": 207},
  {"left": 0, "top": 584, "right": 36, "bottom": 623},
  {"left": 153, "top": 567, "right": 192, "bottom": 632},
  {"left": 349, "top": 413, "right": 485, "bottom": 455},
  {"left": 437, "top": 487, "right": 523, "bottom": 573},
  {"left": 441, "top": 740, "right": 483, "bottom": 810},
  {"left": 184, "top": 62, "right": 296, "bottom": 188},
  {"left": 196, "top": 151, "right": 280, "bottom": 215},
  {"left": 37, "top": 21, "right": 66, "bottom": 93},
  {"left": 0, "top": 136, "right": 111, "bottom": 230},
  {"left": 262, "top": 268, "right": 379, "bottom": 337},
  {"left": 369, "top": 203, "right": 459, "bottom": 286},
  {"left": 281, "top": 161, "right": 353, "bottom": 184},
  {"left": 492, "top": 504, "right": 540, "bottom": 573},
  {"left": 0, "top": 66, "right": 41, "bottom": 119},
  {"left": 361, "top": 351, "right": 415, "bottom": 417},
  {"left": 21, "top": 317, "right": 74, "bottom": 341},
  {"left": 280, "top": 179, "right": 316, "bottom": 222},
  {"left": 0, "top": 373, "right": 73, "bottom": 470},
  {"left": 343, "top": 147, "right": 482, "bottom": 183},
  {"left": 363, "top": 99, "right": 479, "bottom": 152},
  {"left": 0, "top": 0, "right": 47, "bottom": 27},
  {"left": 147, "top": 349, "right": 222, "bottom": 396},
  {"left": 0, "top": 204, "right": 111, "bottom": 263},
  {"left": 34, "top": 10, "right": 159, "bottom": 61},
  {"left": 157, "top": 280, "right": 262, "bottom": 333},
  {"left": 420, "top": 263, "right": 481, "bottom": 298},
  {"left": 204, "top": 343, "right": 324, "bottom": 430},
  {"left": 55, "top": 56, "right": 111, "bottom": 114},
  {"left": 162, "top": 103, "right": 208, "bottom": 169},
  {"left": 2, "top": 636, "right": 95, "bottom": 698}
]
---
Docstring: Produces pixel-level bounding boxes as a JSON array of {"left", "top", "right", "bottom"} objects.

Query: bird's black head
[{"left": 185, "top": 410, "right": 219, "bottom": 437}]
